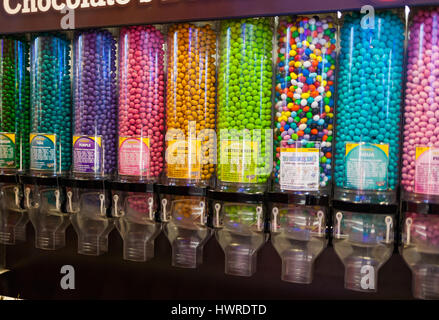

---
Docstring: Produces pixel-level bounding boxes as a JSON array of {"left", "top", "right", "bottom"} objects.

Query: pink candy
[
  {"left": 402, "top": 8, "right": 439, "bottom": 193},
  {"left": 118, "top": 25, "right": 165, "bottom": 179}
]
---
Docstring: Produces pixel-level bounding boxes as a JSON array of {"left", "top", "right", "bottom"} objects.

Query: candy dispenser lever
[
  {"left": 272, "top": 207, "right": 279, "bottom": 232},
  {"left": 214, "top": 203, "right": 221, "bottom": 227},
  {"left": 24, "top": 187, "right": 31, "bottom": 209},
  {"left": 148, "top": 197, "right": 154, "bottom": 221},
  {"left": 405, "top": 217, "right": 413, "bottom": 245},
  {"left": 112, "top": 194, "right": 121, "bottom": 217},
  {"left": 385, "top": 216, "right": 392, "bottom": 244},
  {"left": 161, "top": 198, "right": 168, "bottom": 222},
  {"left": 256, "top": 206, "right": 263, "bottom": 232},
  {"left": 335, "top": 212, "right": 343, "bottom": 238},
  {"left": 199, "top": 201, "right": 205, "bottom": 225},
  {"left": 317, "top": 210, "right": 324, "bottom": 236},
  {"left": 67, "top": 191, "right": 73, "bottom": 213},
  {"left": 54, "top": 189, "right": 61, "bottom": 211},
  {"left": 99, "top": 193, "right": 106, "bottom": 217},
  {"left": 13, "top": 186, "right": 20, "bottom": 208}
]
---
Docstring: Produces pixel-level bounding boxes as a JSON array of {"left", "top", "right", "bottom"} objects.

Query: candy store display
[
  {"left": 0, "top": 36, "right": 30, "bottom": 173},
  {"left": 216, "top": 18, "right": 273, "bottom": 192},
  {"left": 73, "top": 29, "right": 117, "bottom": 178},
  {"left": 332, "top": 208, "right": 395, "bottom": 292},
  {"left": 119, "top": 25, "right": 165, "bottom": 181},
  {"left": 334, "top": 10, "right": 405, "bottom": 204},
  {"left": 270, "top": 204, "right": 327, "bottom": 283},
  {"left": 30, "top": 33, "right": 72, "bottom": 176},
  {"left": 274, "top": 15, "right": 336, "bottom": 193},
  {"left": 401, "top": 207, "right": 439, "bottom": 299},
  {"left": 165, "top": 22, "right": 216, "bottom": 186},
  {"left": 402, "top": 8, "right": 439, "bottom": 202}
]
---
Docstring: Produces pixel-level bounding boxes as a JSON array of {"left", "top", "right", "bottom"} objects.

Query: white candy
[
  {"left": 299, "top": 124, "right": 307, "bottom": 130},
  {"left": 309, "top": 18, "right": 316, "bottom": 25},
  {"left": 276, "top": 112, "right": 281, "bottom": 118},
  {"left": 326, "top": 142, "right": 331, "bottom": 148},
  {"left": 328, "top": 130, "right": 333, "bottom": 135},
  {"left": 291, "top": 79, "right": 297, "bottom": 86},
  {"left": 309, "top": 44, "right": 315, "bottom": 51},
  {"left": 280, "top": 48, "right": 286, "bottom": 54},
  {"left": 300, "top": 99, "right": 307, "bottom": 106},
  {"left": 303, "top": 61, "right": 311, "bottom": 68},
  {"left": 323, "top": 23, "right": 328, "bottom": 29},
  {"left": 281, "top": 93, "right": 287, "bottom": 100},
  {"left": 297, "top": 82, "right": 304, "bottom": 88},
  {"left": 293, "top": 93, "right": 301, "bottom": 100},
  {"left": 321, "top": 141, "right": 326, "bottom": 147},
  {"left": 296, "top": 87, "right": 302, "bottom": 94},
  {"left": 315, "top": 95, "right": 323, "bottom": 102},
  {"left": 319, "top": 39, "right": 327, "bottom": 45},
  {"left": 311, "top": 101, "right": 319, "bottom": 108},
  {"left": 313, "top": 115, "right": 320, "bottom": 121},
  {"left": 317, "top": 87, "right": 325, "bottom": 93}
]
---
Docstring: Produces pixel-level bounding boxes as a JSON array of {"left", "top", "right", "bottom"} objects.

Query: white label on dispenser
[
  {"left": 279, "top": 147, "right": 319, "bottom": 191},
  {"left": 414, "top": 146, "right": 439, "bottom": 195}
]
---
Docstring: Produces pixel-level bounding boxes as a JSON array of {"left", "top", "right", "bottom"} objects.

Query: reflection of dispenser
[
  {"left": 63, "top": 179, "right": 114, "bottom": 256},
  {"left": 210, "top": 191, "right": 267, "bottom": 277},
  {"left": 0, "top": 176, "right": 27, "bottom": 245},
  {"left": 23, "top": 176, "right": 70, "bottom": 250},
  {"left": 159, "top": 185, "right": 211, "bottom": 268},
  {"left": 401, "top": 202, "right": 439, "bottom": 300},
  {"left": 332, "top": 201, "right": 396, "bottom": 292},
  {"left": 267, "top": 193, "right": 328, "bottom": 284},
  {"left": 112, "top": 182, "right": 160, "bottom": 262}
]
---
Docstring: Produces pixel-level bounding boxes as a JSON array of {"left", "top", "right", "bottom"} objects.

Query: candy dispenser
[
  {"left": 73, "top": 28, "right": 117, "bottom": 179},
  {"left": 159, "top": 185, "right": 211, "bottom": 268},
  {"left": 274, "top": 15, "right": 336, "bottom": 195},
  {"left": 30, "top": 32, "right": 72, "bottom": 177},
  {"left": 267, "top": 193, "right": 328, "bottom": 283},
  {"left": 165, "top": 22, "right": 216, "bottom": 187},
  {"left": 210, "top": 191, "right": 267, "bottom": 276},
  {"left": 0, "top": 36, "right": 30, "bottom": 245},
  {"left": 332, "top": 201, "right": 397, "bottom": 292},
  {"left": 23, "top": 176, "right": 70, "bottom": 250},
  {"left": 334, "top": 10, "right": 405, "bottom": 204},
  {"left": 0, "top": 35, "right": 30, "bottom": 174},
  {"left": 112, "top": 181, "right": 160, "bottom": 262},
  {"left": 62, "top": 179, "right": 114, "bottom": 256},
  {"left": 118, "top": 25, "right": 165, "bottom": 182},
  {"left": 401, "top": 201, "right": 439, "bottom": 300},
  {"left": 216, "top": 17, "right": 274, "bottom": 193}
]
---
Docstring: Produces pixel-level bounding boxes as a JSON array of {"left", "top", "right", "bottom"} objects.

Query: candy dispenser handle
[
  {"left": 161, "top": 198, "right": 168, "bottom": 222},
  {"left": 405, "top": 217, "right": 413, "bottom": 245},
  {"left": 317, "top": 210, "right": 324, "bottom": 236},
  {"left": 271, "top": 207, "right": 279, "bottom": 233},
  {"left": 199, "top": 201, "right": 205, "bottom": 225},
  {"left": 54, "top": 189, "right": 61, "bottom": 211},
  {"left": 148, "top": 197, "right": 154, "bottom": 221},
  {"left": 25, "top": 187, "right": 31, "bottom": 209},
  {"left": 214, "top": 203, "right": 221, "bottom": 228},
  {"left": 99, "top": 194, "right": 106, "bottom": 217},
  {"left": 112, "top": 194, "right": 121, "bottom": 218},
  {"left": 385, "top": 216, "right": 393, "bottom": 244},
  {"left": 13, "top": 186, "right": 20, "bottom": 208},
  {"left": 335, "top": 212, "right": 343, "bottom": 239},
  {"left": 256, "top": 206, "right": 263, "bottom": 232},
  {"left": 67, "top": 191, "right": 73, "bottom": 213}
]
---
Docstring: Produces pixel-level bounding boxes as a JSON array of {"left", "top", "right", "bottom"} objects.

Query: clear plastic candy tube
[
  {"left": 334, "top": 10, "right": 405, "bottom": 203},
  {"left": 274, "top": 15, "right": 336, "bottom": 193},
  {"left": 0, "top": 36, "right": 30, "bottom": 173},
  {"left": 30, "top": 33, "right": 72, "bottom": 176},
  {"left": 118, "top": 25, "right": 165, "bottom": 181},
  {"left": 165, "top": 23, "right": 217, "bottom": 185},
  {"left": 402, "top": 8, "right": 439, "bottom": 201},
  {"left": 73, "top": 29, "right": 117, "bottom": 178},
  {"left": 217, "top": 18, "right": 273, "bottom": 192}
]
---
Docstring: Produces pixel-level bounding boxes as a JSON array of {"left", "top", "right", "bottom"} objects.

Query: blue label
[
  {"left": 344, "top": 143, "right": 389, "bottom": 190},
  {"left": 30, "top": 133, "right": 56, "bottom": 171}
]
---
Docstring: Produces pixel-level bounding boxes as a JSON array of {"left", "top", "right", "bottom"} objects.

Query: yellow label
[
  {"left": 219, "top": 140, "right": 258, "bottom": 183},
  {"left": 30, "top": 133, "right": 56, "bottom": 144},
  {"left": 74, "top": 135, "right": 102, "bottom": 147},
  {"left": 345, "top": 143, "right": 389, "bottom": 157},
  {"left": 0, "top": 132, "right": 15, "bottom": 144},
  {"left": 280, "top": 147, "right": 319, "bottom": 153},
  {"left": 415, "top": 146, "right": 439, "bottom": 160},
  {"left": 167, "top": 139, "right": 201, "bottom": 180},
  {"left": 119, "top": 136, "right": 150, "bottom": 147}
]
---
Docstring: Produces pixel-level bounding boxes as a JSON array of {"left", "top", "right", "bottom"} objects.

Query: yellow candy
[
  {"left": 310, "top": 53, "right": 316, "bottom": 60},
  {"left": 324, "top": 105, "right": 330, "bottom": 113},
  {"left": 316, "top": 75, "right": 322, "bottom": 82},
  {"left": 323, "top": 80, "right": 327, "bottom": 86},
  {"left": 317, "top": 56, "right": 322, "bottom": 62},
  {"left": 287, "top": 103, "right": 294, "bottom": 109},
  {"left": 291, "top": 73, "right": 298, "bottom": 80},
  {"left": 327, "top": 113, "right": 333, "bottom": 118},
  {"left": 294, "top": 61, "right": 301, "bottom": 68},
  {"left": 326, "top": 91, "right": 332, "bottom": 98},
  {"left": 301, "top": 92, "right": 310, "bottom": 99},
  {"left": 289, "top": 50, "right": 297, "bottom": 56},
  {"left": 328, "top": 124, "right": 333, "bottom": 130}
]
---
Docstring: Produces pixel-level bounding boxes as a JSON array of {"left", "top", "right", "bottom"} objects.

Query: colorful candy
[
  {"left": 30, "top": 33, "right": 72, "bottom": 175},
  {"left": 274, "top": 16, "right": 336, "bottom": 190},
  {"left": 0, "top": 36, "right": 30, "bottom": 172},
  {"left": 404, "top": 212, "right": 439, "bottom": 248},
  {"left": 402, "top": 8, "right": 439, "bottom": 195},
  {"left": 217, "top": 18, "right": 273, "bottom": 187},
  {"left": 73, "top": 29, "right": 117, "bottom": 177},
  {"left": 118, "top": 25, "right": 165, "bottom": 180},
  {"left": 166, "top": 23, "right": 216, "bottom": 183},
  {"left": 334, "top": 11, "right": 404, "bottom": 193}
]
